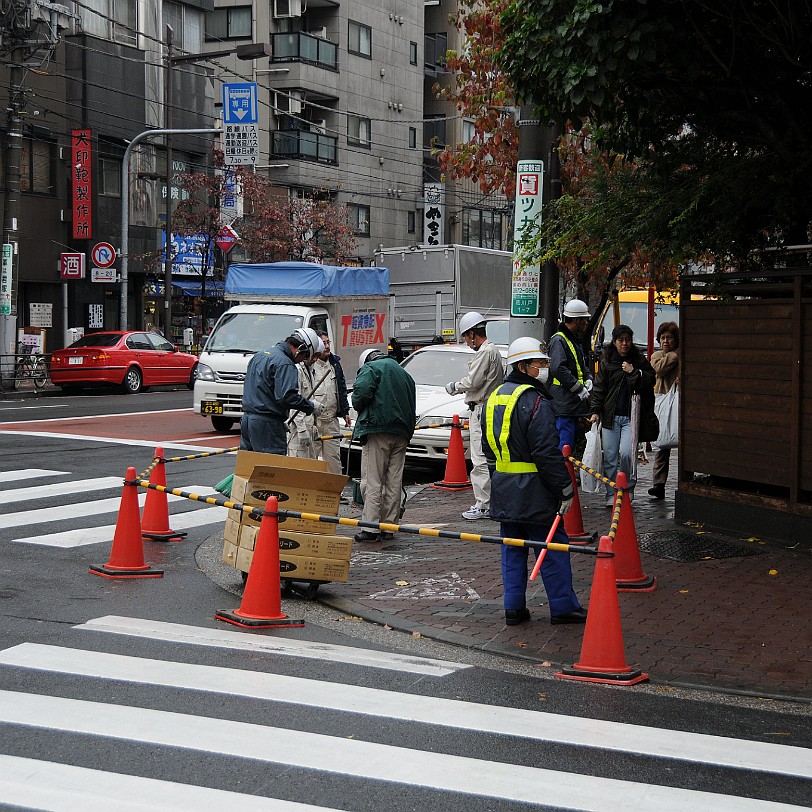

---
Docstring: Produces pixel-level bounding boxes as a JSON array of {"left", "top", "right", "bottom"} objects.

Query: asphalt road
[{"left": 0, "top": 388, "right": 809, "bottom": 810}]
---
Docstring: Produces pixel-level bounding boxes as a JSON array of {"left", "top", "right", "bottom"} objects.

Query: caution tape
[
  {"left": 567, "top": 455, "right": 618, "bottom": 491},
  {"left": 319, "top": 421, "right": 468, "bottom": 442},
  {"left": 132, "top": 477, "right": 608, "bottom": 557},
  {"left": 606, "top": 492, "right": 624, "bottom": 542}
]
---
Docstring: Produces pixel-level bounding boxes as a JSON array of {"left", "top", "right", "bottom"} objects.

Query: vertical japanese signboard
[
  {"left": 1, "top": 243, "right": 12, "bottom": 315},
  {"left": 511, "top": 161, "right": 544, "bottom": 317},
  {"left": 423, "top": 183, "right": 445, "bottom": 246},
  {"left": 71, "top": 129, "right": 92, "bottom": 240}
]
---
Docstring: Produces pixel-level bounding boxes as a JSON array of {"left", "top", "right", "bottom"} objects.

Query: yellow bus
[{"left": 591, "top": 289, "right": 679, "bottom": 357}]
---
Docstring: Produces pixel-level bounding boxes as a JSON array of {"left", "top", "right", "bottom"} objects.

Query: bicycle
[{"left": 14, "top": 344, "right": 48, "bottom": 390}]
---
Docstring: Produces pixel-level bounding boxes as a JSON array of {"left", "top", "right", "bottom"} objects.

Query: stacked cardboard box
[{"left": 222, "top": 451, "right": 351, "bottom": 582}]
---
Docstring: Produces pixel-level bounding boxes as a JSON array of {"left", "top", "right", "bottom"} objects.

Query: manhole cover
[{"left": 638, "top": 530, "right": 765, "bottom": 562}]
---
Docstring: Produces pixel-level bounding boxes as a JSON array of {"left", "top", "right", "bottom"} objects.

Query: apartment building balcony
[
  {"left": 272, "top": 129, "right": 338, "bottom": 164},
  {"left": 272, "top": 31, "right": 338, "bottom": 70}
]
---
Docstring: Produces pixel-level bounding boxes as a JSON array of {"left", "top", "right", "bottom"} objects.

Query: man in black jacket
[{"left": 483, "top": 337, "right": 587, "bottom": 627}]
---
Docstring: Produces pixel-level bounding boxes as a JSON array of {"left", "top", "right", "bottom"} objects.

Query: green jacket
[{"left": 352, "top": 356, "right": 416, "bottom": 442}]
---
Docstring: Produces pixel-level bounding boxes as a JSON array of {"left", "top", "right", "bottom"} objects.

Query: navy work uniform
[{"left": 483, "top": 375, "right": 583, "bottom": 620}]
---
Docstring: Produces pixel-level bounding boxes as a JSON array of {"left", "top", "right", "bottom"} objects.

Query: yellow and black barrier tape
[
  {"left": 132, "top": 477, "right": 608, "bottom": 557},
  {"left": 607, "top": 492, "right": 623, "bottom": 541},
  {"left": 319, "top": 421, "right": 468, "bottom": 442},
  {"left": 164, "top": 447, "right": 239, "bottom": 464},
  {"left": 567, "top": 455, "right": 617, "bottom": 491}
]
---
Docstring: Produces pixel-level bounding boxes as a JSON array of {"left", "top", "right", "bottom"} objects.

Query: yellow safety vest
[
  {"left": 485, "top": 384, "right": 539, "bottom": 474},
  {"left": 551, "top": 332, "right": 585, "bottom": 387}
]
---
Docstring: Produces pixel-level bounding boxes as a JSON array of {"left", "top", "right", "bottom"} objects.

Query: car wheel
[
  {"left": 121, "top": 366, "right": 142, "bottom": 394},
  {"left": 211, "top": 416, "right": 234, "bottom": 432},
  {"left": 187, "top": 363, "right": 199, "bottom": 390}
]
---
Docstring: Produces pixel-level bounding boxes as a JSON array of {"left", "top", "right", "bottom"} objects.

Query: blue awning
[{"left": 171, "top": 278, "right": 225, "bottom": 297}]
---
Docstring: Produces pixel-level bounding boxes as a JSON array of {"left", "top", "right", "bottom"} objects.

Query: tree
[
  {"left": 435, "top": 0, "right": 519, "bottom": 197},
  {"left": 500, "top": 0, "right": 812, "bottom": 267}
]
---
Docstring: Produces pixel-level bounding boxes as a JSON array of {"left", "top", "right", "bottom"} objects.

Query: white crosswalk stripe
[
  {"left": 0, "top": 635, "right": 806, "bottom": 812},
  {"left": 0, "top": 467, "right": 225, "bottom": 546}
]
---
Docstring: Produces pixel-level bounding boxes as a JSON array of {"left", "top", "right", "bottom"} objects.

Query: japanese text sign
[{"left": 71, "top": 130, "right": 92, "bottom": 240}]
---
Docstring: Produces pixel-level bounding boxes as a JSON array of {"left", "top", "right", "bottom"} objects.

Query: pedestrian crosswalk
[
  {"left": 0, "top": 615, "right": 807, "bottom": 811},
  {"left": 0, "top": 467, "right": 223, "bottom": 547}
]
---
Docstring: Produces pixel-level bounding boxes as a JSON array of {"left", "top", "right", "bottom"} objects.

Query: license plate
[
  {"left": 201, "top": 400, "right": 223, "bottom": 415},
  {"left": 68, "top": 357, "right": 83, "bottom": 365}
]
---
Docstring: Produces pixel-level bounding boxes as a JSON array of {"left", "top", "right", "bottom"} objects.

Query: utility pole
[
  {"left": 163, "top": 23, "right": 174, "bottom": 341},
  {"left": 509, "top": 105, "right": 561, "bottom": 345}
]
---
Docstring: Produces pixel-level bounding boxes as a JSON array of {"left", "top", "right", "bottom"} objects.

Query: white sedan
[{"left": 400, "top": 344, "right": 506, "bottom": 462}]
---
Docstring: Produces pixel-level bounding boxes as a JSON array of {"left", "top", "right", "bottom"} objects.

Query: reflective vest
[
  {"left": 485, "top": 384, "right": 539, "bottom": 474},
  {"left": 551, "top": 331, "right": 585, "bottom": 387}
]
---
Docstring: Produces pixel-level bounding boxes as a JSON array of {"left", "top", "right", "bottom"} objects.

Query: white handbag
[
  {"left": 580, "top": 422, "right": 603, "bottom": 493},
  {"left": 654, "top": 383, "right": 679, "bottom": 449}
]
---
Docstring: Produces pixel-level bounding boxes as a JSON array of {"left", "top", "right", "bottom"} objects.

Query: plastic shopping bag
[
  {"left": 655, "top": 384, "right": 679, "bottom": 449},
  {"left": 580, "top": 422, "right": 603, "bottom": 494}
]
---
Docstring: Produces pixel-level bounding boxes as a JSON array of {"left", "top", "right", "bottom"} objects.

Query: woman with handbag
[
  {"left": 590, "top": 325, "right": 656, "bottom": 507},
  {"left": 648, "top": 322, "right": 680, "bottom": 499}
]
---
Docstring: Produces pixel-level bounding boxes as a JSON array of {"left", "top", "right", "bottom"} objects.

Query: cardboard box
[
  {"left": 234, "top": 546, "right": 350, "bottom": 582},
  {"left": 223, "top": 517, "right": 242, "bottom": 547},
  {"left": 222, "top": 540, "right": 239, "bottom": 567},
  {"left": 277, "top": 530, "right": 353, "bottom": 560},
  {"left": 230, "top": 451, "right": 347, "bottom": 535}
]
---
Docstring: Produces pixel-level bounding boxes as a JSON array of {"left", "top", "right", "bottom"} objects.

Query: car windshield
[
  {"left": 69, "top": 333, "right": 121, "bottom": 348},
  {"left": 601, "top": 302, "right": 678, "bottom": 346},
  {"left": 401, "top": 350, "right": 471, "bottom": 385},
  {"left": 205, "top": 313, "right": 304, "bottom": 353},
  {"left": 485, "top": 320, "right": 509, "bottom": 345}
]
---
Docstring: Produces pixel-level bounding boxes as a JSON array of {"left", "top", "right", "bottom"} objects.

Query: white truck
[
  {"left": 375, "top": 244, "right": 513, "bottom": 356},
  {"left": 193, "top": 261, "right": 389, "bottom": 432}
]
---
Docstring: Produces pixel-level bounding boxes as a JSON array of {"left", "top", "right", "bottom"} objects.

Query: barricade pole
[{"left": 133, "top": 479, "right": 605, "bottom": 556}]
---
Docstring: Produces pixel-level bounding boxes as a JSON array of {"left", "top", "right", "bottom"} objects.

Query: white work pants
[{"left": 468, "top": 403, "right": 490, "bottom": 511}]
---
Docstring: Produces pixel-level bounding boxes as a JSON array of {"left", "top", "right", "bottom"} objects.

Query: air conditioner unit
[
  {"left": 308, "top": 27, "right": 327, "bottom": 39},
  {"left": 274, "top": 91, "right": 303, "bottom": 115},
  {"left": 273, "top": 0, "right": 303, "bottom": 18},
  {"left": 311, "top": 119, "right": 326, "bottom": 135}
]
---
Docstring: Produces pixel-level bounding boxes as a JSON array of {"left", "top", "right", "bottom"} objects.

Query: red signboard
[
  {"left": 71, "top": 129, "right": 92, "bottom": 240},
  {"left": 60, "top": 252, "right": 85, "bottom": 280},
  {"left": 216, "top": 224, "right": 239, "bottom": 253}
]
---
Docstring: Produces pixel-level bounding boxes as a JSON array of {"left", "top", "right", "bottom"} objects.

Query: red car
[{"left": 49, "top": 331, "right": 199, "bottom": 394}]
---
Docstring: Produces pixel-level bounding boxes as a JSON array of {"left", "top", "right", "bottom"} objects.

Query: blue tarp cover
[
  {"left": 225, "top": 261, "right": 389, "bottom": 297},
  {"left": 172, "top": 278, "right": 224, "bottom": 297}
]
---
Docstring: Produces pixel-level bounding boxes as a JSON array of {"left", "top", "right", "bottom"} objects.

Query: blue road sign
[{"left": 222, "top": 83, "right": 258, "bottom": 125}]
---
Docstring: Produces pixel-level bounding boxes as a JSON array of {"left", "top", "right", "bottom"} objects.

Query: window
[
  {"left": 407, "top": 210, "right": 416, "bottom": 234},
  {"left": 409, "top": 41, "right": 418, "bottom": 65},
  {"left": 146, "top": 333, "right": 174, "bottom": 351},
  {"left": 20, "top": 139, "right": 54, "bottom": 194},
  {"left": 164, "top": 2, "right": 204, "bottom": 52},
  {"left": 463, "top": 208, "right": 503, "bottom": 250},
  {"left": 347, "top": 115, "right": 371, "bottom": 147},
  {"left": 348, "top": 21, "right": 371, "bottom": 57},
  {"left": 81, "top": 0, "right": 137, "bottom": 45},
  {"left": 98, "top": 157, "right": 121, "bottom": 197},
  {"left": 205, "top": 6, "right": 252, "bottom": 41},
  {"left": 408, "top": 127, "right": 417, "bottom": 149},
  {"left": 348, "top": 203, "right": 370, "bottom": 236},
  {"left": 462, "top": 120, "right": 475, "bottom": 143}
]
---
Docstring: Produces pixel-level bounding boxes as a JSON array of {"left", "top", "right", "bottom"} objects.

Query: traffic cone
[
  {"left": 556, "top": 535, "right": 649, "bottom": 686},
  {"left": 431, "top": 414, "right": 472, "bottom": 491},
  {"left": 561, "top": 445, "right": 591, "bottom": 543},
  {"left": 612, "top": 472, "right": 656, "bottom": 592},
  {"left": 215, "top": 496, "right": 304, "bottom": 628},
  {"left": 141, "top": 446, "right": 187, "bottom": 542},
  {"left": 89, "top": 467, "right": 164, "bottom": 579}
]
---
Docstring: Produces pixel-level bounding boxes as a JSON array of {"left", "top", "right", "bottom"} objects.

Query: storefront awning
[{"left": 171, "top": 278, "right": 225, "bottom": 297}]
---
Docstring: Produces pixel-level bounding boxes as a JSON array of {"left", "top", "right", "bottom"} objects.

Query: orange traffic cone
[
  {"left": 556, "top": 535, "right": 649, "bottom": 685},
  {"left": 612, "top": 472, "right": 656, "bottom": 592},
  {"left": 90, "top": 467, "right": 164, "bottom": 579},
  {"left": 432, "top": 414, "right": 472, "bottom": 491},
  {"left": 141, "top": 446, "right": 186, "bottom": 542},
  {"left": 561, "top": 445, "right": 591, "bottom": 543},
  {"left": 215, "top": 496, "right": 304, "bottom": 628}
]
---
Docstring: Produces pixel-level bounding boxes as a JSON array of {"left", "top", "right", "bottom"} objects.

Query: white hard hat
[
  {"left": 315, "top": 337, "right": 325, "bottom": 355},
  {"left": 562, "top": 298, "right": 591, "bottom": 318},
  {"left": 507, "top": 336, "right": 550, "bottom": 366},
  {"left": 459, "top": 311, "right": 487, "bottom": 335},
  {"left": 359, "top": 347, "right": 384, "bottom": 365},
  {"left": 292, "top": 326, "right": 321, "bottom": 359}
]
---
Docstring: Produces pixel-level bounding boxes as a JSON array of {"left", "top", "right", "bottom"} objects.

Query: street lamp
[{"left": 162, "top": 27, "right": 270, "bottom": 339}]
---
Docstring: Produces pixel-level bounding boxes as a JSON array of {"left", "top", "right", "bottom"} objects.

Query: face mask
[{"left": 537, "top": 368, "right": 549, "bottom": 384}]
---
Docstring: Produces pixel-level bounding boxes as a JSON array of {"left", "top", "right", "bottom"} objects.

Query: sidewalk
[{"left": 323, "top": 454, "right": 812, "bottom": 701}]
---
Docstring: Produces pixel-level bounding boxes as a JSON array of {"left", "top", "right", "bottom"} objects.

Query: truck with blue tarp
[{"left": 193, "top": 261, "right": 389, "bottom": 432}]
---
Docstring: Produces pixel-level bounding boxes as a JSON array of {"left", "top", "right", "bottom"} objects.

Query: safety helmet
[
  {"left": 459, "top": 311, "right": 487, "bottom": 335},
  {"left": 292, "top": 326, "right": 321, "bottom": 359},
  {"left": 359, "top": 347, "right": 384, "bottom": 365},
  {"left": 315, "top": 336, "right": 325, "bottom": 355},
  {"left": 507, "top": 336, "right": 550, "bottom": 366},
  {"left": 562, "top": 298, "right": 591, "bottom": 319}
]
